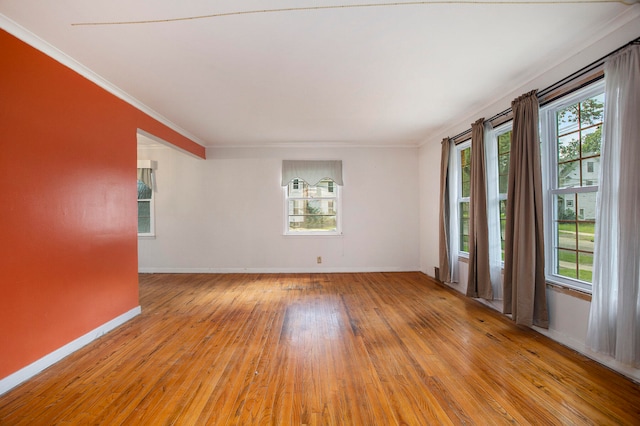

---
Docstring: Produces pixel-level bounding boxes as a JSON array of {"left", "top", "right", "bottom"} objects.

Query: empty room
[{"left": 1, "top": 1, "right": 639, "bottom": 424}]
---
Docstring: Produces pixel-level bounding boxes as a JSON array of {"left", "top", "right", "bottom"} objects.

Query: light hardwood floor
[{"left": 1, "top": 272, "right": 639, "bottom": 425}]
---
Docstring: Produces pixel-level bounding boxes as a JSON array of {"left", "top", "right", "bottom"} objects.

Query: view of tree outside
[
  {"left": 459, "top": 146, "right": 471, "bottom": 253},
  {"left": 497, "top": 131, "right": 511, "bottom": 261},
  {"left": 137, "top": 179, "right": 152, "bottom": 234},
  {"left": 554, "top": 92, "right": 604, "bottom": 283},
  {"left": 287, "top": 179, "right": 337, "bottom": 232}
]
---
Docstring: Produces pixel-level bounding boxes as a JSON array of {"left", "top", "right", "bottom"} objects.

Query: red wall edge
[{"left": 0, "top": 29, "right": 202, "bottom": 379}]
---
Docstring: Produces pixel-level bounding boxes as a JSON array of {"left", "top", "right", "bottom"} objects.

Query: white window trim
[
  {"left": 452, "top": 139, "right": 471, "bottom": 258},
  {"left": 540, "top": 81, "right": 604, "bottom": 292},
  {"left": 283, "top": 182, "right": 343, "bottom": 236},
  {"left": 137, "top": 180, "right": 155, "bottom": 238},
  {"left": 492, "top": 122, "right": 513, "bottom": 266},
  {"left": 137, "top": 160, "right": 156, "bottom": 238}
]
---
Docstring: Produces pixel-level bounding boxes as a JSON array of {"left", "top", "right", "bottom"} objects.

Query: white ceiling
[{"left": 1, "top": 1, "right": 638, "bottom": 148}]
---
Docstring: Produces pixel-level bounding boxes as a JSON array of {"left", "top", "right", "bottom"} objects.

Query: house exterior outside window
[{"left": 542, "top": 82, "right": 604, "bottom": 290}]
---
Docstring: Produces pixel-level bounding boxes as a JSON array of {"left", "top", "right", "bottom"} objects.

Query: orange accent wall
[{"left": 0, "top": 29, "right": 204, "bottom": 380}]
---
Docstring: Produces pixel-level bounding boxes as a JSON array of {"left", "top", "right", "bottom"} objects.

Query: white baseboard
[
  {"left": 533, "top": 326, "right": 640, "bottom": 384},
  {"left": 138, "top": 266, "right": 420, "bottom": 274},
  {"left": 0, "top": 306, "right": 141, "bottom": 396}
]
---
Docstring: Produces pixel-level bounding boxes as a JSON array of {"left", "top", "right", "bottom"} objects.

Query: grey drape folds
[
  {"left": 281, "top": 160, "right": 343, "bottom": 186},
  {"left": 467, "top": 119, "right": 493, "bottom": 299},
  {"left": 503, "top": 91, "right": 548, "bottom": 328},
  {"left": 137, "top": 168, "right": 152, "bottom": 189},
  {"left": 438, "top": 138, "right": 452, "bottom": 283}
]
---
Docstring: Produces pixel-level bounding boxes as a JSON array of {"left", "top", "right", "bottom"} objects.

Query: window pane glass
[
  {"left": 578, "top": 221, "right": 595, "bottom": 252},
  {"left": 460, "top": 146, "right": 471, "bottom": 165},
  {"left": 499, "top": 199, "right": 507, "bottom": 261},
  {"left": 461, "top": 171, "right": 471, "bottom": 197},
  {"left": 288, "top": 215, "right": 337, "bottom": 232},
  {"left": 138, "top": 200, "right": 151, "bottom": 234},
  {"left": 137, "top": 180, "right": 152, "bottom": 199},
  {"left": 313, "top": 179, "right": 337, "bottom": 198},
  {"left": 138, "top": 217, "right": 150, "bottom": 234},
  {"left": 557, "top": 221, "right": 576, "bottom": 250},
  {"left": 581, "top": 158, "right": 599, "bottom": 187},
  {"left": 497, "top": 132, "right": 511, "bottom": 154},
  {"left": 557, "top": 104, "right": 579, "bottom": 136},
  {"left": 138, "top": 200, "right": 150, "bottom": 217},
  {"left": 558, "top": 132, "right": 580, "bottom": 162},
  {"left": 288, "top": 179, "right": 306, "bottom": 195},
  {"left": 550, "top": 88, "right": 603, "bottom": 287},
  {"left": 577, "top": 192, "right": 597, "bottom": 221},
  {"left": 556, "top": 193, "right": 576, "bottom": 220},
  {"left": 289, "top": 199, "right": 336, "bottom": 215},
  {"left": 288, "top": 198, "right": 337, "bottom": 232},
  {"left": 286, "top": 178, "right": 339, "bottom": 234},
  {"left": 460, "top": 202, "right": 469, "bottom": 253},
  {"left": 498, "top": 173, "right": 509, "bottom": 195},
  {"left": 462, "top": 180, "right": 471, "bottom": 198},
  {"left": 579, "top": 93, "right": 604, "bottom": 127},
  {"left": 578, "top": 252, "right": 593, "bottom": 282},
  {"left": 288, "top": 179, "right": 337, "bottom": 198},
  {"left": 557, "top": 248, "right": 578, "bottom": 279},
  {"left": 498, "top": 153, "right": 510, "bottom": 177},
  {"left": 581, "top": 126, "right": 602, "bottom": 158},
  {"left": 558, "top": 160, "right": 580, "bottom": 188},
  {"left": 460, "top": 147, "right": 471, "bottom": 198}
]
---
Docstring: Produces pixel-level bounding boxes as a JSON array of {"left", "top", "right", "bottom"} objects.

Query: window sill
[
  {"left": 546, "top": 280, "right": 592, "bottom": 302},
  {"left": 283, "top": 232, "right": 343, "bottom": 238},
  {"left": 138, "top": 235, "right": 156, "bottom": 240}
]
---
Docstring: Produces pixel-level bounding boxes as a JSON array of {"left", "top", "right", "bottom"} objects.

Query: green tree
[
  {"left": 303, "top": 202, "right": 322, "bottom": 229},
  {"left": 557, "top": 97, "right": 604, "bottom": 160}
]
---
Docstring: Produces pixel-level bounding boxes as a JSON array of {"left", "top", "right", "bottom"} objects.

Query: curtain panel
[
  {"left": 281, "top": 160, "right": 343, "bottom": 186},
  {"left": 137, "top": 168, "right": 152, "bottom": 190},
  {"left": 438, "top": 138, "right": 452, "bottom": 283},
  {"left": 586, "top": 44, "right": 640, "bottom": 367},
  {"left": 483, "top": 122, "right": 503, "bottom": 300},
  {"left": 467, "top": 119, "right": 493, "bottom": 299},
  {"left": 503, "top": 90, "right": 548, "bottom": 328}
]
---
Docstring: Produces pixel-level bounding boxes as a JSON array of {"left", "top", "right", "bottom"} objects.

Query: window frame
[
  {"left": 493, "top": 123, "right": 513, "bottom": 263},
  {"left": 137, "top": 177, "right": 155, "bottom": 238},
  {"left": 455, "top": 139, "right": 471, "bottom": 257},
  {"left": 283, "top": 178, "right": 343, "bottom": 236},
  {"left": 541, "top": 81, "right": 604, "bottom": 292}
]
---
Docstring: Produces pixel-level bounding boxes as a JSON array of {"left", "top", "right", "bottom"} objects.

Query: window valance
[
  {"left": 137, "top": 168, "right": 152, "bottom": 189},
  {"left": 281, "top": 160, "right": 343, "bottom": 186}
]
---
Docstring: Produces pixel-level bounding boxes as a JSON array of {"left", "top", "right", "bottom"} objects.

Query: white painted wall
[
  {"left": 418, "top": 139, "right": 441, "bottom": 278},
  {"left": 138, "top": 145, "right": 420, "bottom": 273}
]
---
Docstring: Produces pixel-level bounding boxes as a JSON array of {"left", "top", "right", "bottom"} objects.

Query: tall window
[
  {"left": 496, "top": 129, "right": 512, "bottom": 261},
  {"left": 285, "top": 178, "right": 341, "bottom": 235},
  {"left": 543, "top": 83, "right": 603, "bottom": 290},
  {"left": 137, "top": 178, "right": 154, "bottom": 236},
  {"left": 458, "top": 142, "right": 471, "bottom": 253}
]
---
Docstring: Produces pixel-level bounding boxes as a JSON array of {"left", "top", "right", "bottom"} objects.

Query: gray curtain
[
  {"left": 467, "top": 119, "right": 493, "bottom": 299},
  {"left": 281, "top": 160, "right": 343, "bottom": 186},
  {"left": 438, "top": 138, "right": 452, "bottom": 283},
  {"left": 137, "top": 168, "right": 152, "bottom": 189},
  {"left": 503, "top": 90, "right": 548, "bottom": 328}
]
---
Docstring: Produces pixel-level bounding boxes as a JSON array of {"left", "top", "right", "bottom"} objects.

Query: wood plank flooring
[{"left": 1, "top": 272, "right": 640, "bottom": 425}]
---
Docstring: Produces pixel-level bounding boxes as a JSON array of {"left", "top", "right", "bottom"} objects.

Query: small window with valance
[
  {"left": 137, "top": 160, "right": 156, "bottom": 237},
  {"left": 282, "top": 160, "right": 343, "bottom": 235}
]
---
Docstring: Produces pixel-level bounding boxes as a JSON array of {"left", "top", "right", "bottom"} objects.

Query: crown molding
[{"left": 0, "top": 13, "right": 207, "bottom": 148}]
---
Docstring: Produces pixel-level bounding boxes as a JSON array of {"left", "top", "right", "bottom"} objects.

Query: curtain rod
[{"left": 449, "top": 36, "right": 640, "bottom": 143}]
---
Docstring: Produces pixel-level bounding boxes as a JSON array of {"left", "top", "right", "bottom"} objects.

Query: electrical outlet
[{"left": 317, "top": 256, "right": 322, "bottom": 264}]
